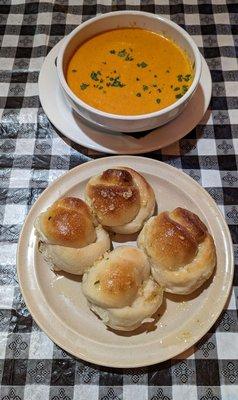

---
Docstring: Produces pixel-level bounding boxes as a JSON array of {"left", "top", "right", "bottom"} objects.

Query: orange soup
[{"left": 66, "top": 28, "right": 193, "bottom": 115}]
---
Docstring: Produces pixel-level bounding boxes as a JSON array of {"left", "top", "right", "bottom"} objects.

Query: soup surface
[{"left": 66, "top": 28, "right": 194, "bottom": 115}]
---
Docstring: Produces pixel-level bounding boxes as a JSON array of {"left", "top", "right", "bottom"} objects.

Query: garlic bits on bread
[{"left": 34, "top": 197, "right": 110, "bottom": 275}]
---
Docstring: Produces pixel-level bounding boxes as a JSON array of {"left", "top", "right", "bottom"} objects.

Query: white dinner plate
[
  {"left": 17, "top": 156, "right": 233, "bottom": 368},
  {"left": 39, "top": 40, "right": 212, "bottom": 154}
]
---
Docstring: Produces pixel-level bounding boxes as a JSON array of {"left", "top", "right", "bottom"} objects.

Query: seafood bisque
[{"left": 66, "top": 28, "right": 194, "bottom": 115}]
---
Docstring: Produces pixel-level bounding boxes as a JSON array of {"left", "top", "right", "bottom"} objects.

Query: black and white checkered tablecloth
[{"left": 0, "top": 1, "right": 237, "bottom": 399}]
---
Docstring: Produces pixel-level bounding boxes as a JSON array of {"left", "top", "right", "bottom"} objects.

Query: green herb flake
[
  {"left": 176, "top": 93, "right": 183, "bottom": 99},
  {"left": 136, "top": 92, "right": 142, "bottom": 97},
  {"left": 170, "top": 85, "right": 173, "bottom": 88},
  {"left": 114, "top": 70, "right": 117, "bottom": 73},
  {"left": 80, "top": 83, "right": 89, "bottom": 90},
  {"left": 107, "top": 76, "right": 126, "bottom": 88},
  {"left": 102, "top": 61, "right": 107, "bottom": 65},
  {"left": 174, "top": 87, "right": 180, "bottom": 91},
  {"left": 157, "top": 88, "right": 162, "bottom": 93},
  {"left": 98, "top": 86, "right": 103, "bottom": 90},
  {"left": 136, "top": 77, "right": 140, "bottom": 81},
  {"left": 184, "top": 74, "right": 191, "bottom": 82},
  {"left": 72, "top": 69, "right": 77, "bottom": 73},
  {"left": 137, "top": 61, "right": 148, "bottom": 68},
  {"left": 118, "top": 49, "right": 126, "bottom": 58},
  {"left": 154, "top": 74, "right": 157, "bottom": 78},
  {"left": 143, "top": 85, "right": 149, "bottom": 91},
  {"left": 166, "top": 69, "right": 170, "bottom": 73},
  {"left": 177, "top": 74, "right": 183, "bottom": 82},
  {"left": 182, "top": 85, "right": 188, "bottom": 93},
  {"left": 90, "top": 71, "right": 101, "bottom": 81},
  {"left": 125, "top": 54, "right": 134, "bottom": 61},
  {"left": 110, "top": 49, "right": 116, "bottom": 54},
  {"left": 153, "top": 84, "right": 157, "bottom": 88},
  {"left": 156, "top": 98, "right": 161, "bottom": 104},
  {"left": 112, "top": 79, "right": 125, "bottom": 88}
]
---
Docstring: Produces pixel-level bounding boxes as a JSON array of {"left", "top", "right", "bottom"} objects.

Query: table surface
[{"left": 0, "top": 1, "right": 237, "bottom": 399}]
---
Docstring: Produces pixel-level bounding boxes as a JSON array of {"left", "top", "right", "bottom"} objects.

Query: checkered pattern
[{"left": 0, "top": 1, "right": 237, "bottom": 399}]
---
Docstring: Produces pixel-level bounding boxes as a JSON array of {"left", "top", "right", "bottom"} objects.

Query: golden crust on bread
[
  {"left": 82, "top": 246, "right": 164, "bottom": 330},
  {"left": 38, "top": 197, "right": 96, "bottom": 248},
  {"left": 146, "top": 212, "right": 198, "bottom": 270},
  {"left": 138, "top": 208, "right": 216, "bottom": 294},
  {"left": 86, "top": 168, "right": 140, "bottom": 227},
  {"left": 170, "top": 207, "right": 207, "bottom": 244},
  {"left": 82, "top": 247, "right": 150, "bottom": 309},
  {"left": 85, "top": 167, "right": 155, "bottom": 233},
  {"left": 100, "top": 263, "right": 138, "bottom": 296}
]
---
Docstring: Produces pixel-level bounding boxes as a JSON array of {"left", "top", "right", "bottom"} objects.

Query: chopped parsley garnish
[
  {"left": 143, "top": 85, "right": 149, "bottom": 91},
  {"left": 136, "top": 92, "right": 141, "bottom": 97},
  {"left": 90, "top": 71, "right": 101, "bottom": 81},
  {"left": 111, "top": 79, "right": 124, "bottom": 87},
  {"left": 182, "top": 85, "right": 188, "bottom": 93},
  {"left": 80, "top": 83, "right": 89, "bottom": 90},
  {"left": 156, "top": 98, "right": 161, "bottom": 104},
  {"left": 118, "top": 49, "right": 126, "bottom": 57},
  {"left": 184, "top": 74, "right": 191, "bottom": 82},
  {"left": 177, "top": 74, "right": 192, "bottom": 82},
  {"left": 176, "top": 93, "right": 183, "bottom": 99},
  {"left": 137, "top": 61, "right": 148, "bottom": 68},
  {"left": 174, "top": 87, "right": 180, "bottom": 91},
  {"left": 125, "top": 54, "right": 134, "bottom": 61},
  {"left": 107, "top": 76, "right": 126, "bottom": 88},
  {"left": 110, "top": 49, "right": 134, "bottom": 61}
]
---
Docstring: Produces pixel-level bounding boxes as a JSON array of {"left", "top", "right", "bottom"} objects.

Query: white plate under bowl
[
  {"left": 39, "top": 40, "right": 212, "bottom": 154},
  {"left": 17, "top": 156, "right": 233, "bottom": 368}
]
